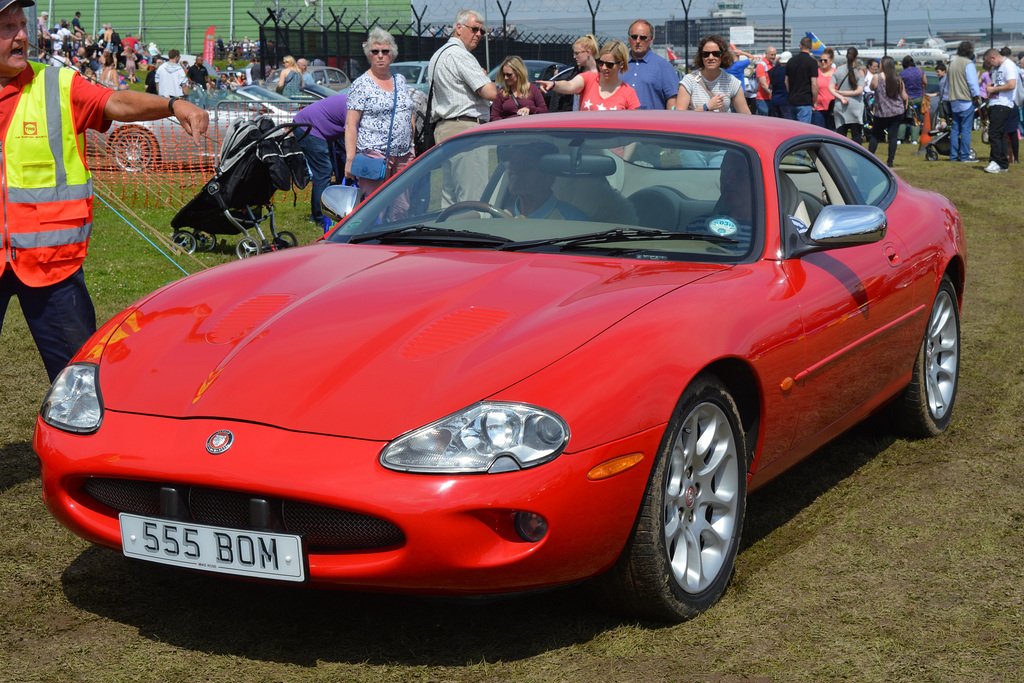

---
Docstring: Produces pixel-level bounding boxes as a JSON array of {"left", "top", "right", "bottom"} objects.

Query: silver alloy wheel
[
  {"left": 664, "top": 401, "right": 741, "bottom": 594},
  {"left": 235, "top": 236, "right": 261, "bottom": 259},
  {"left": 925, "top": 288, "right": 958, "bottom": 420},
  {"left": 111, "top": 127, "right": 158, "bottom": 172}
]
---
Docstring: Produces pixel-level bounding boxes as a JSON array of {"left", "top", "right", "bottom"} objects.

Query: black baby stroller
[
  {"left": 171, "top": 116, "right": 311, "bottom": 259},
  {"left": 923, "top": 125, "right": 978, "bottom": 161}
]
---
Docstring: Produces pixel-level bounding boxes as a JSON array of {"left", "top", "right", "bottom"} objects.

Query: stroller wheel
[
  {"left": 925, "top": 148, "right": 939, "bottom": 161},
  {"left": 195, "top": 230, "right": 217, "bottom": 252},
  {"left": 969, "top": 149, "right": 978, "bottom": 161},
  {"left": 274, "top": 231, "right": 298, "bottom": 250},
  {"left": 172, "top": 230, "right": 198, "bottom": 254},
  {"left": 236, "top": 236, "right": 262, "bottom": 259},
  {"left": 981, "top": 126, "right": 989, "bottom": 144}
]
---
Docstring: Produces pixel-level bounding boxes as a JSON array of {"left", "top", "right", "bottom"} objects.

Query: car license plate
[{"left": 119, "top": 513, "right": 306, "bottom": 582}]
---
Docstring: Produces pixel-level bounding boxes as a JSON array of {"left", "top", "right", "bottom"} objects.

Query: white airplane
[{"left": 806, "top": 32, "right": 950, "bottom": 64}]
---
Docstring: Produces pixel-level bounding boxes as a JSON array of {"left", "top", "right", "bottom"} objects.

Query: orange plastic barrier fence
[{"left": 87, "top": 100, "right": 312, "bottom": 211}]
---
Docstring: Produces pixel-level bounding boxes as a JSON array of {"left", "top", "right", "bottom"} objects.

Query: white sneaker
[{"left": 984, "top": 161, "right": 1002, "bottom": 173}]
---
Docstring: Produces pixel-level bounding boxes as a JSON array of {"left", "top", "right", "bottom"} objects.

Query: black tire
[
  {"left": 195, "top": 230, "right": 217, "bottom": 252},
  {"left": 925, "top": 148, "right": 939, "bottom": 161},
  {"left": 891, "top": 276, "right": 960, "bottom": 437},
  {"left": 596, "top": 373, "right": 747, "bottom": 622},
  {"left": 274, "top": 231, "right": 298, "bottom": 249},
  {"left": 171, "top": 230, "right": 198, "bottom": 254}
]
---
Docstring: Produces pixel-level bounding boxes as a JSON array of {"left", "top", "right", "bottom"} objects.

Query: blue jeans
[
  {"left": 755, "top": 99, "right": 770, "bottom": 116},
  {"left": 297, "top": 132, "right": 334, "bottom": 220},
  {"left": 950, "top": 106, "right": 974, "bottom": 161},
  {"left": 0, "top": 267, "right": 97, "bottom": 382},
  {"left": 793, "top": 105, "right": 812, "bottom": 123}
]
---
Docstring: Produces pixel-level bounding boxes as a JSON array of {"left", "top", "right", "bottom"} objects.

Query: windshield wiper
[
  {"left": 497, "top": 227, "right": 738, "bottom": 252},
  {"left": 348, "top": 225, "right": 512, "bottom": 247}
]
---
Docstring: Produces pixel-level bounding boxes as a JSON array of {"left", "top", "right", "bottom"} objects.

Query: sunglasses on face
[
  {"left": 502, "top": 71, "right": 515, "bottom": 77},
  {"left": 629, "top": 34, "right": 651, "bottom": 41},
  {"left": 463, "top": 25, "right": 483, "bottom": 34},
  {"left": 370, "top": 49, "right": 390, "bottom": 55},
  {"left": 703, "top": 50, "right": 722, "bottom": 58},
  {"left": 597, "top": 59, "right": 619, "bottom": 69}
]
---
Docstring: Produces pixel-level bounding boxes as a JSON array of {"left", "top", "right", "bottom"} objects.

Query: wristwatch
[{"left": 167, "top": 96, "right": 182, "bottom": 115}]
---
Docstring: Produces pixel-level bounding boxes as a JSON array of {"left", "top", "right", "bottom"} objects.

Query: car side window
[
  {"left": 327, "top": 70, "right": 343, "bottom": 85},
  {"left": 827, "top": 144, "right": 892, "bottom": 205}
]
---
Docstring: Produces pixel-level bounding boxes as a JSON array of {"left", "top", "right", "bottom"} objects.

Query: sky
[{"left": 421, "top": 1, "right": 1024, "bottom": 48}]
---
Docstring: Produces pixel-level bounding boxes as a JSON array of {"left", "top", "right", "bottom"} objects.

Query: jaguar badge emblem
[{"left": 206, "top": 430, "right": 234, "bottom": 454}]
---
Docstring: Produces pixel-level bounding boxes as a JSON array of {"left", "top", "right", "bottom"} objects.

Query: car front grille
[{"left": 82, "top": 477, "right": 405, "bottom": 552}]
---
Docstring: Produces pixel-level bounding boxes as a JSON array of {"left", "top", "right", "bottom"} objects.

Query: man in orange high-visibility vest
[{"left": 0, "top": 0, "right": 208, "bottom": 381}]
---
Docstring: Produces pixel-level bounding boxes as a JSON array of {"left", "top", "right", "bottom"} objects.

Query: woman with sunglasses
[
  {"left": 677, "top": 35, "right": 751, "bottom": 113},
  {"left": 813, "top": 48, "right": 837, "bottom": 129},
  {"left": 548, "top": 34, "right": 599, "bottom": 112},
  {"left": 275, "top": 55, "right": 303, "bottom": 97},
  {"left": 491, "top": 56, "right": 548, "bottom": 120},
  {"left": 536, "top": 40, "right": 640, "bottom": 111},
  {"left": 345, "top": 28, "right": 417, "bottom": 207}
]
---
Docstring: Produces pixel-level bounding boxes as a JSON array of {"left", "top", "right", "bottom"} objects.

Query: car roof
[{"left": 473, "top": 110, "right": 836, "bottom": 152}]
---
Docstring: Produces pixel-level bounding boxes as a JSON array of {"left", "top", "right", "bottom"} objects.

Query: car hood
[{"left": 98, "top": 244, "right": 725, "bottom": 439}]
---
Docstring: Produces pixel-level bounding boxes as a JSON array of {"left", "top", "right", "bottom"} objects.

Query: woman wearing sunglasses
[
  {"left": 491, "top": 56, "right": 548, "bottom": 120},
  {"left": 536, "top": 40, "right": 640, "bottom": 111},
  {"left": 345, "top": 28, "right": 417, "bottom": 208},
  {"left": 676, "top": 34, "right": 751, "bottom": 114}
]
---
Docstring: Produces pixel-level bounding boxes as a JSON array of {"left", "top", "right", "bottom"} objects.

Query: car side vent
[
  {"left": 206, "top": 294, "right": 296, "bottom": 344},
  {"left": 400, "top": 306, "right": 512, "bottom": 359}
]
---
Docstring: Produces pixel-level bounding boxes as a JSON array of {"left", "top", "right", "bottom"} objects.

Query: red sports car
[{"left": 35, "top": 113, "right": 964, "bottom": 622}]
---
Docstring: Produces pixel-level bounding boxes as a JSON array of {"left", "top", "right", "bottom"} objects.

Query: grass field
[{"left": 2, "top": 132, "right": 1023, "bottom": 682}]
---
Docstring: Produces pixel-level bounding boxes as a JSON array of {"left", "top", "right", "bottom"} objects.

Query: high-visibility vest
[{"left": 1, "top": 62, "right": 93, "bottom": 287}]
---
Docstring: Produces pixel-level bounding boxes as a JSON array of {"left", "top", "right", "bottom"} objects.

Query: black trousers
[
  {"left": 868, "top": 114, "right": 902, "bottom": 167},
  {"left": 989, "top": 105, "right": 1012, "bottom": 169},
  {"left": 0, "top": 267, "right": 97, "bottom": 382}
]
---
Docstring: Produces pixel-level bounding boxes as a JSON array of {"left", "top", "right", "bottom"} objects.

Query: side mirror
[
  {"left": 321, "top": 183, "right": 364, "bottom": 222},
  {"left": 787, "top": 205, "right": 887, "bottom": 258}
]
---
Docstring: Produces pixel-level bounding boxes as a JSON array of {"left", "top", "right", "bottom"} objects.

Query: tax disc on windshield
[{"left": 706, "top": 215, "right": 739, "bottom": 237}]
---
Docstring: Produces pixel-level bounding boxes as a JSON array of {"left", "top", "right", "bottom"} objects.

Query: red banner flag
[{"left": 203, "top": 26, "right": 216, "bottom": 63}]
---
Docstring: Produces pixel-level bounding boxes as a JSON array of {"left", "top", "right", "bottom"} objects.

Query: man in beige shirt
[{"left": 428, "top": 9, "right": 496, "bottom": 206}]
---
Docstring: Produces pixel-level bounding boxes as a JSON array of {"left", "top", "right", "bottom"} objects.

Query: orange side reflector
[{"left": 588, "top": 453, "right": 645, "bottom": 481}]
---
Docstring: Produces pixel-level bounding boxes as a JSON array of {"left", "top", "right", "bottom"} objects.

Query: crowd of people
[{"left": 289, "top": 12, "right": 1024, "bottom": 225}]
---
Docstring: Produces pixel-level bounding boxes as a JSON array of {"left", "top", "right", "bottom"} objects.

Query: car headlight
[
  {"left": 40, "top": 363, "right": 103, "bottom": 433},
  {"left": 381, "top": 402, "right": 569, "bottom": 474}
]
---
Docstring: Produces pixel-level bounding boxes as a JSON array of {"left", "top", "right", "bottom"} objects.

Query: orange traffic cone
[{"left": 920, "top": 94, "right": 932, "bottom": 146}]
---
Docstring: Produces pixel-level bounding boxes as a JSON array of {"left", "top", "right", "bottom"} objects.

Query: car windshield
[
  {"left": 328, "top": 129, "right": 762, "bottom": 262},
  {"left": 391, "top": 64, "right": 423, "bottom": 82}
]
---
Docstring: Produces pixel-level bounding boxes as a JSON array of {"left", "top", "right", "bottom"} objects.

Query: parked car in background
[
  {"left": 97, "top": 86, "right": 321, "bottom": 172},
  {"left": 486, "top": 59, "right": 568, "bottom": 83},
  {"left": 389, "top": 61, "right": 431, "bottom": 93},
  {"left": 266, "top": 64, "right": 352, "bottom": 91}
]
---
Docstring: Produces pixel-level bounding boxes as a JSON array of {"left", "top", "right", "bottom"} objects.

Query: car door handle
[{"left": 884, "top": 243, "right": 901, "bottom": 266}]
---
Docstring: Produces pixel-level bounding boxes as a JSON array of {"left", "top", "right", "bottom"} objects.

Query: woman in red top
[
  {"left": 491, "top": 56, "right": 548, "bottom": 120},
  {"left": 537, "top": 40, "right": 640, "bottom": 111},
  {"left": 812, "top": 48, "right": 836, "bottom": 130}
]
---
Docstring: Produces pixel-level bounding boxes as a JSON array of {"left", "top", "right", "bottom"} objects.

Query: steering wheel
[{"left": 436, "top": 201, "right": 508, "bottom": 222}]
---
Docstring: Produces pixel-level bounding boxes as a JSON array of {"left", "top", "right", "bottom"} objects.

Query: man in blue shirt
[{"left": 623, "top": 19, "right": 677, "bottom": 110}]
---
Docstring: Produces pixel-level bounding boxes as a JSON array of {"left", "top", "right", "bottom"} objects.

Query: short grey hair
[
  {"left": 363, "top": 27, "right": 398, "bottom": 59},
  {"left": 454, "top": 10, "right": 483, "bottom": 28}
]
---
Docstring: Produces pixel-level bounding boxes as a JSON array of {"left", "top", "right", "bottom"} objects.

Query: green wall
[{"left": 36, "top": 1, "right": 410, "bottom": 58}]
